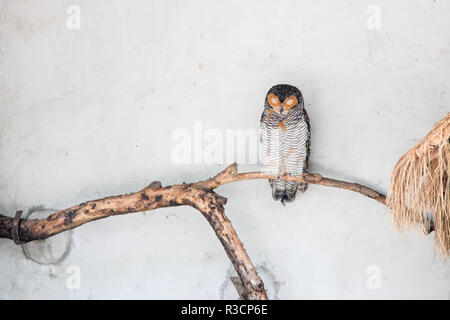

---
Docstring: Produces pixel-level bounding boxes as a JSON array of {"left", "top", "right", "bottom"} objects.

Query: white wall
[{"left": 0, "top": 0, "right": 449, "bottom": 299}]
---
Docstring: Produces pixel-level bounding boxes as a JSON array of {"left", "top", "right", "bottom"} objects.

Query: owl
[{"left": 260, "top": 84, "right": 311, "bottom": 204}]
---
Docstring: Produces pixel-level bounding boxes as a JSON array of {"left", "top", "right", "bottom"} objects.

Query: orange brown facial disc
[
  {"left": 282, "top": 95, "right": 298, "bottom": 111},
  {"left": 267, "top": 93, "right": 281, "bottom": 110}
]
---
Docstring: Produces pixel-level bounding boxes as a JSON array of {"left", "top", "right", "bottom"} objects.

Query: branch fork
[{"left": 0, "top": 163, "right": 395, "bottom": 300}]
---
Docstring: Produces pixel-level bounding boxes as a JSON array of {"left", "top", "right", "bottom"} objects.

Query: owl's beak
[{"left": 279, "top": 106, "right": 283, "bottom": 114}]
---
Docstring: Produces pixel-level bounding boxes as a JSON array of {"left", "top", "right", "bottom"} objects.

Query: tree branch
[
  {"left": 196, "top": 163, "right": 386, "bottom": 204},
  {"left": 0, "top": 163, "right": 392, "bottom": 300}
]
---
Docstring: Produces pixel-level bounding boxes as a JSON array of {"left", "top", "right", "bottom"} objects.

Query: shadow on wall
[
  {"left": 20, "top": 206, "right": 73, "bottom": 265},
  {"left": 220, "top": 263, "right": 285, "bottom": 300}
]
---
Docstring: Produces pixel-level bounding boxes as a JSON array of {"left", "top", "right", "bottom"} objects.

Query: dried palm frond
[{"left": 387, "top": 113, "right": 450, "bottom": 260}]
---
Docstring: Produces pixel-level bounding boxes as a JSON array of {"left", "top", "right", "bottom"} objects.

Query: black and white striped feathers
[{"left": 260, "top": 84, "right": 311, "bottom": 204}]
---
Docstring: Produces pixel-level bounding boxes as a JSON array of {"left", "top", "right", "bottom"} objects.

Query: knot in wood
[{"left": 148, "top": 181, "right": 162, "bottom": 190}]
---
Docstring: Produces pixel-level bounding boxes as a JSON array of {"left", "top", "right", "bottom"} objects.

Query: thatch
[{"left": 387, "top": 113, "right": 450, "bottom": 260}]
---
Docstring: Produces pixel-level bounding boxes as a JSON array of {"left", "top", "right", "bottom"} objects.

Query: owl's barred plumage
[{"left": 260, "top": 84, "right": 311, "bottom": 205}]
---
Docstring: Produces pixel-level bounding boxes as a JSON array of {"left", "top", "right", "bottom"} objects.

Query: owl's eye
[
  {"left": 267, "top": 93, "right": 281, "bottom": 108},
  {"left": 282, "top": 95, "right": 298, "bottom": 109}
]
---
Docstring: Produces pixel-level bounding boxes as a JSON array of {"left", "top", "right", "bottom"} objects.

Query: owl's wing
[
  {"left": 260, "top": 109, "right": 281, "bottom": 176},
  {"left": 302, "top": 107, "right": 311, "bottom": 172},
  {"left": 259, "top": 111, "right": 265, "bottom": 144}
]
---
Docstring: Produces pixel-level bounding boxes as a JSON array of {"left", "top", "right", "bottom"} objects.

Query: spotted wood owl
[{"left": 260, "top": 84, "right": 311, "bottom": 204}]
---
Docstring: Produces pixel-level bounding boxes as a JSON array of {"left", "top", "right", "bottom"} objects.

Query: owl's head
[{"left": 265, "top": 84, "right": 303, "bottom": 114}]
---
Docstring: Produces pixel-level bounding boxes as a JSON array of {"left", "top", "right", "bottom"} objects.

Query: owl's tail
[{"left": 270, "top": 180, "right": 308, "bottom": 205}]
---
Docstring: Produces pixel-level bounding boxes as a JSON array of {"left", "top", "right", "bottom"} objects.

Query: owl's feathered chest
[
  {"left": 260, "top": 104, "right": 311, "bottom": 178},
  {"left": 261, "top": 106, "right": 306, "bottom": 131}
]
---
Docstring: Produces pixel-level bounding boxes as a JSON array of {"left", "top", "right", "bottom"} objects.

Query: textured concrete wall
[{"left": 0, "top": 0, "right": 449, "bottom": 299}]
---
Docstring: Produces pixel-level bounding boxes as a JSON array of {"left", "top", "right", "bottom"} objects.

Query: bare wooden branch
[
  {"left": 0, "top": 163, "right": 392, "bottom": 300},
  {"left": 230, "top": 276, "right": 248, "bottom": 300},
  {"left": 196, "top": 163, "right": 386, "bottom": 204}
]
